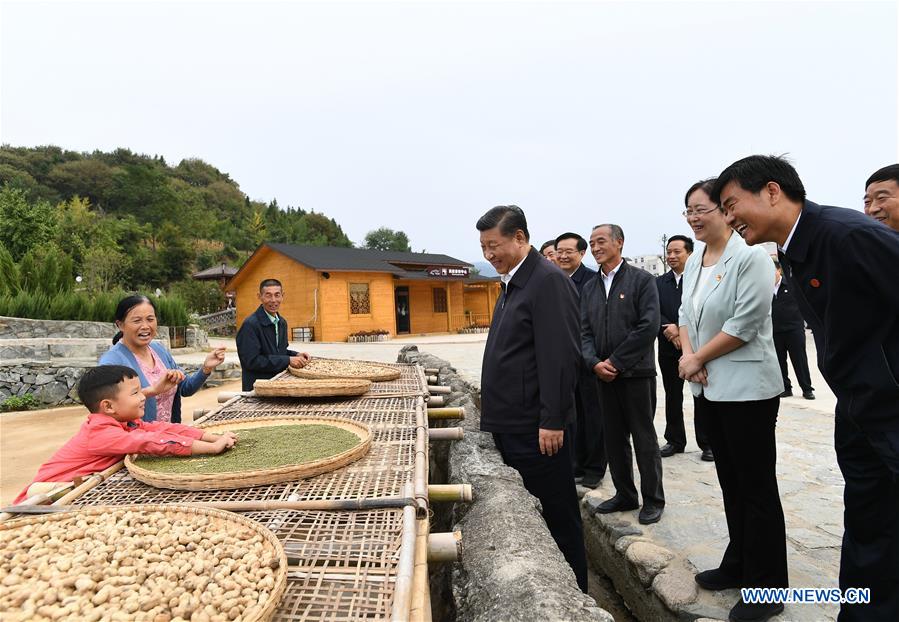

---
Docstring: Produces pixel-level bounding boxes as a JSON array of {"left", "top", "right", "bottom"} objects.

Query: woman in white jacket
[{"left": 677, "top": 179, "right": 787, "bottom": 622}]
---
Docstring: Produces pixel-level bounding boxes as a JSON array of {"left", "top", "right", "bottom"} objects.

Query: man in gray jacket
[{"left": 581, "top": 224, "right": 664, "bottom": 524}]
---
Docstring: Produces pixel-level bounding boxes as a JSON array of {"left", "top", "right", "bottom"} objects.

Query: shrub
[
  {"left": 1, "top": 393, "right": 39, "bottom": 412},
  {"left": 0, "top": 289, "right": 191, "bottom": 326}
]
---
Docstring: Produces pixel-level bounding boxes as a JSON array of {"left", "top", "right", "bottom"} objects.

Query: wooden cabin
[{"left": 227, "top": 244, "right": 501, "bottom": 342}]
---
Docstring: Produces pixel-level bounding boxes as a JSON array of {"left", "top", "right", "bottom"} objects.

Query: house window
[
  {"left": 349, "top": 283, "right": 371, "bottom": 315},
  {"left": 433, "top": 287, "right": 448, "bottom": 313}
]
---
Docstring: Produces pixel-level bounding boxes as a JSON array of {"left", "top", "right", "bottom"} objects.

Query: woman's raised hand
[{"left": 202, "top": 347, "right": 227, "bottom": 373}]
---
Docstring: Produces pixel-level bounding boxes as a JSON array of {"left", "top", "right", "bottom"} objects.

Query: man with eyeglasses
[
  {"left": 555, "top": 232, "right": 607, "bottom": 489},
  {"left": 236, "top": 278, "right": 310, "bottom": 391}
]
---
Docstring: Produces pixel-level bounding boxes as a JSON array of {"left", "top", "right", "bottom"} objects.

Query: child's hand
[{"left": 212, "top": 433, "right": 236, "bottom": 453}]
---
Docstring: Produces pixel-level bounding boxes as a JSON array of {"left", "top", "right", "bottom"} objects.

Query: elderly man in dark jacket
[
  {"left": 236, "top": 279, "right": 310, "bottom": 391},
  {"left": 478, "top": 205, "right": 587, "bottom": 592},
  {"left": 581, "top": 224, "right": 664, "bottom": 524}
]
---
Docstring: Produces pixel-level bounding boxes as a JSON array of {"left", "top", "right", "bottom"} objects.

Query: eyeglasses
[{"left": 682, "top": 206, "right": 719, "bottom": 218}]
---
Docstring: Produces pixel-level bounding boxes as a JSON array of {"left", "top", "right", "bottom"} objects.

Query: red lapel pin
[{"left": 810, "top": 278, "right": 821, "bottom": 288}]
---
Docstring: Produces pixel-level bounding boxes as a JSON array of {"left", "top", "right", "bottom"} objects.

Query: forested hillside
[{"left": 0, "top": 145, "right": 353, "bottom": 317}]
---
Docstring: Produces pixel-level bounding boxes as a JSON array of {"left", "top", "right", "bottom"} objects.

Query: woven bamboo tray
[
  {"left": 1, "top": 504, "right": 287, "bottom": 622},
  {"left": 288, "top": 358, "right": 402, "bottom": 382},
  {"left": 125, "top": 417, "right": 372, "bottom": 491},
  {"left": 253, "top": 377, "right": 372, "bottom": 398}
]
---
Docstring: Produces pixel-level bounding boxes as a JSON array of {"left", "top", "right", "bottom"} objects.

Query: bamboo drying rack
[{"left": 1, "top": 359, "right": 459, "bottom": 621}]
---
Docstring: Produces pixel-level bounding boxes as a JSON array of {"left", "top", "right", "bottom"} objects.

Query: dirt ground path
[{"left": 0, "top": 379, "right": 242, "bottom": 505}]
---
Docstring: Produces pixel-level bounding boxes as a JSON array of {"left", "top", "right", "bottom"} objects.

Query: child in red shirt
[{"left": 13, "top": 365, "right": 237, "bottom": 504}]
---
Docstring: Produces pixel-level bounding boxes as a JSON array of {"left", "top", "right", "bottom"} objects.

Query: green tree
[
  {"left": 304, "top": 212, "right": 353, "bottom": 247},
  {"left": 157, "top": 223, "right": 197, "bottom": 283},
  {"left": 0, "top": 185, "right": 58, "bottom": 260},
  {"left": 364, "top": 227, "right": 412, "bottom": 252},
  {"left": 83, "top": 245, "right": 127, "bottom": 292},
  {"left": 46, "top": 159, "right": 115, "bottom": 207}
]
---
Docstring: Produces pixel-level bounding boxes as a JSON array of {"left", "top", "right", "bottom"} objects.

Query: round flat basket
[
  {"left": 125, "top": 417, "right": 372, "bottom": 491},
  {"left": 287, "top": 358, "right": 401, "bottom": 382},
  {"left": 253, "top": 377, "right": 372, "bottom": 398},
  {"left": 1, "top": 504, "right": 287, "bottom": 622}
]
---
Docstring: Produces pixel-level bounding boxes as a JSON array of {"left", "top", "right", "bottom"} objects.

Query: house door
[{"left": 395, "top": 286, "right": 411, "bottom": 334}]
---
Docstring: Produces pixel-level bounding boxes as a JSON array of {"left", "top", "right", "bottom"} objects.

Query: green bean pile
[{"left": 135, "top": 424, "right": 361, "bottom": 474}]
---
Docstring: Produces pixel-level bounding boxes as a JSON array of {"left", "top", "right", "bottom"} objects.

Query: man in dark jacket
[
  {"left": 656, "top": 234, "right": 713, "bottom": 460},
  {"left": 555, "top": 232, "right": 607, "bottom": 488},
  {"left": 771, "top": 260, "right": 814, "bottom": 399},
  {"left": 715, "top": 155, "right": 899, "bottom": 622},
  {"left": 236, "top": 279, "right": 310, "bottom": 391},
  {"left": 478, "top": 206, "right": 587, "bottom": 592},
  {"left": 582, "top": 224, "right": 664, "bottom": 525}
]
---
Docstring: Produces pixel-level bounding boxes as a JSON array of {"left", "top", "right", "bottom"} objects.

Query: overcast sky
[{"left": 2, "top": 0, "right": 897, "bottom": 267}]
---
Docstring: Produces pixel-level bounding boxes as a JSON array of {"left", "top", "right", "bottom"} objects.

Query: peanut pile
[{"left": 0, "top": 509, "right": 282, "bottom": 622}]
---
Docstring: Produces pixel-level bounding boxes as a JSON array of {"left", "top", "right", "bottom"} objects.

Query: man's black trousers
[
  {"left": 598, "top": 376, "right": 665, "bottom": 508},
  {"left": 696, "top": 394, "right": 788, "bottom": 588},
  {"left": 658, "top": 352, "right": 709, "bottom": 451},
  {"left": 773, "top": 329, "right": 813, "bottom": 393},
  {"left": 492, "top": 431, "right": 588, "bottom": 592},
  {"left": 834, "top": 409, "right": 899, "bottom": 621},
  {"left": 572, "top": 369, "right": 607, "bottom": 479}
]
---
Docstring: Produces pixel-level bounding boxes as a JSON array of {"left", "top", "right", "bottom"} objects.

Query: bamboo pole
[
  {"left": 0, "top": 484, "right": 72, "bottom": 523},
  {"left": 217, "top": 390, "right": 253, "bottom": 403},
  {"left": 427, "top": 385, "right": 451, "bottom": 395},
  {"left": 428, "top": 427, "right": 464, "bottom": 441},
  {"left": 413, "top": 398, "right": 429, "bottom": 517},
  {"left": 427, "top": 407, "right": 465, "bottom": 420},
  {"left": 409, "top": 516, "right": 432, "bottom": 622},
  {"left": 52, "top": 462, "right": 125, "bottom": 506},
  {"left": 390, "top": 484, "right": 418, "bottom": 622},
  {"left": 424, "top": 368, "right": 440, "bottom": 375},
  {"left": 428, "top": 484, "right": 472, "bottom": 503},
  {"left": 425, "top": 395, "right": 445, "bottom": 407},
  {"left": 196, "top": 392, "right": 248, "bottom": 425},
  {"left": 426, "top": 375, "right": 438, "bottom": 385},
  {"left": 427, "top": 531, "right": 463, "bottom": 563},
  {"left": 3, "top": 493, "right": 420, "bottom": 515},
  {"left": 193, "top": 408, "right": 209, "bottom": 419}
]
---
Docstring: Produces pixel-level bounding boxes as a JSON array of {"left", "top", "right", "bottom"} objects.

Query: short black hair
[
  {"left": 865, "top": 164, "right": 899, "bottom": 189},
  {"left": 539, "top": 240, "right": 556, "bottom": 253},
  {"left": 666, "top": 235, "right": 694, "bottom": 253},
  {"left": 685, "top": 178, "right": 718, "bottom": 207},
  {"left": 78, "top": 365, "right": 139, "bottom": 413},
  {"left": 259, "top": 278, "right": 283, "bottom": 292},
  {"left": 555, "top": 232, "right": 587, "bottom": 252},
  {"left": 710, "top": 155, "right": 806, "bottom": 205},
  {"left": 476, "top": 205, "right": 530, "bottom": 241},
  {"left": 592, "top": 224, "right": 624, "bottom": 242}
]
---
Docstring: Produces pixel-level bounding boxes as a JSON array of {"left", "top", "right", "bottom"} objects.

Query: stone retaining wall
[
  {"left": 0, "top": 316, "right": 118, "bottom": 340},
  {"left": 0, "top": 316, "right": 174, "bottom": 348},
  {"left": 0, "top": 361, "right": 242, "bottom": 407},
  {"left": 396, "top": 346, "right": 612, "bottom": 622}
]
